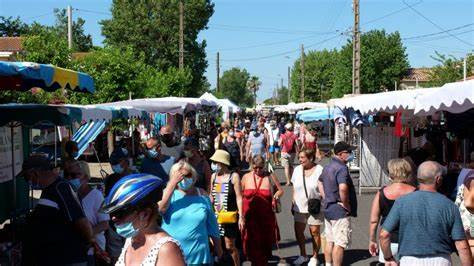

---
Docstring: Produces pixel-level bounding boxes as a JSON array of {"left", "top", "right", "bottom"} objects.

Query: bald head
[
  {"left": 160, "top": 125, "right": 172, "bottom": 135},
  {"left": 417, "top": 161, "right": 443, "bottom": 185},
  {"left": 146, "top": 137, "right": 159, "bottom": 149}
]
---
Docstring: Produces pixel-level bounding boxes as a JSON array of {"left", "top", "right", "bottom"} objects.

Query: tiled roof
[
  {"left": 401, "top": 68, "right": 432, "bottom": 82},
  {"left": 0, "top": 37, "right": 23, "bottom": 52}
]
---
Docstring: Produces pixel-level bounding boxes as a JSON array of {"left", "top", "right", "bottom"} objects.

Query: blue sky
[{"left": 1, "top": 0, "right": 473, "bottom": 101}]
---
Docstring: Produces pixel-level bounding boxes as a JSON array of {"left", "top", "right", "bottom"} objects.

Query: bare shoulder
[{"left": 157, "top": 240, "right": 185, "bottom": 266}]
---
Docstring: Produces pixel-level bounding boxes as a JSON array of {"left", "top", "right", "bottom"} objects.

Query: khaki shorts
[
  {"left": 281, "top": 153, "right": 296, "bottom": 168},
  {"left": 294, "top": 211, "right": 324, "bottom": 226},
  {"left": 324, "top": 217, "right": 352, "bottom": 249}
]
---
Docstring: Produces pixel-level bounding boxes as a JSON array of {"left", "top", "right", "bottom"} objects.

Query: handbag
[
  {"left": 213, "top": 172, "right": 239, "bottom": 224},
  {"left": 303, "top": 167, "right": 321, "bottom": 215},
  {"left": 217, "top": 211, "right": 238, "bottom": 224}
]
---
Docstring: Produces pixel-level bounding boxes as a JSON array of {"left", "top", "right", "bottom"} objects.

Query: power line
[
  {"left": 23, "top": 12, "right": 56, "bottom": 21},
  {"left": 220, "top": 33, "right": 344, "bottom": 62},
  {"left": 362, "top": 0, "right": 422, "bottom": 26},
  {"left": 405, "top": 29, "right": 474, "bottom": 43},
  {"left": 402, "top": 23, "right": 474, "bottom": 40},
  {"left": 208, "top": 23, "right": 336, "bottom": 35},
  {"left": 74, "top": 8, "right": 111, "bottom": 16},
  {"left": 402, "top": 0, "right": 473, "bottom": 47}
]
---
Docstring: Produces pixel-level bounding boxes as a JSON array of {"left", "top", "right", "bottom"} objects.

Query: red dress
[{"left": 242, "top": 175, "right": 280, "bottom": 266}]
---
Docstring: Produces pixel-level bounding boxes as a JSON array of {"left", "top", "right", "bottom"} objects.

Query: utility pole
[
  {"left": 288, "top": 66, "right": 291, "bottom": 102},
  {"left": 67, "top": 5, "right": 73, "bottom": 50},
  {"left": 216, "top": 52, "right": 220, "bottom": 93},
  {"left": 281, "top": 77, "right": 284, "bottom": 89},
  {"left": 352, "top": 0, "right": 361, "bottom": 94},
  {"left": 273, "top": 84, "right": 277, "bottom": 105},
  {"left": 300, "top": 44, "right": 305, "bottom": 103},
  {"left": 179, "top": 0, "right": 184, "bottom": 70},
  {"left": 464, "top": 56, "right": 467, "bottom": 81}
]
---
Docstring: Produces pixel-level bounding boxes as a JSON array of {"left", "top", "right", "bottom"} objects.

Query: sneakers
[
  {"left": 308, "top": 256, "right": 319, "bottom": 266},
  {"left": 293, "top": 256, "right": 309, "bottom": 265}
]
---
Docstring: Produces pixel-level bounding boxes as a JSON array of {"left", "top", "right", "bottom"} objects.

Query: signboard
[{"left": 0, "top": 126, "right": 23, "bottom": 183}]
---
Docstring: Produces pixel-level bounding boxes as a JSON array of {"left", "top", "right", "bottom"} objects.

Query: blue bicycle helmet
[{"left": 101, "top": 173, "right": 164, "bottom": 214}]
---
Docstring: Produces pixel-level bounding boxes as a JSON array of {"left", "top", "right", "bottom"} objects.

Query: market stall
[{"left": 328, "top": 80, "right": 474, "bottom": 194}]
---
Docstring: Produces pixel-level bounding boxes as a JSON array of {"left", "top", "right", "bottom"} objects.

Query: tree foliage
[
  {"left": 291, "top": 49, "right": 338, "bottom": 102},
  {"left": 52, "top": 8, "right": 93, "bottom": 52},
  {"left": 247, "top": 76, "right": 261, "bottom": 107},
  {"left": 69, "top": 46, "right": 193, "bottom": 104},
  {"left": 332, "top": 30, "right": 409, "bottom": 97},
  {"left": 426, "top": 52, "right": 473, "bottom": 87},
  {"left": 215, "top": 67, "right": 253, "bottom": 107},
  {"left": 0, "top": 16, "right": 29, "bottom": 36},
  {"left": 291, "top": 30, "right": 410, "bottom": 100},
  {"left": 101, "top": 0, "right": 214, "bottom": 95}
]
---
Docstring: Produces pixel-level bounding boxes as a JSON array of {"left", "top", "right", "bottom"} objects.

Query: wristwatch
[{"left": 384, "top": 255, "right": 394, "bottom": 261}]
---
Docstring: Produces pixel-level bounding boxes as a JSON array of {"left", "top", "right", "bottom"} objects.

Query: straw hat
[{"left": 210, "top": 149, "right": 231, "bottom": 166}]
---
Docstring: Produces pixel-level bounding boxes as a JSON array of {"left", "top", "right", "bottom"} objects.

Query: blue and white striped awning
[
  {"left": 72, "top": 120, "right": 107, "bottom": 159},
  {"left": 296, "top": 107, "right": 334, "bottom": 122}
]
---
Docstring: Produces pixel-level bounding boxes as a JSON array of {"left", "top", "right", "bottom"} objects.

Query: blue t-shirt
[
  {"left": 319, "top": 157, "right": 358, "bottom": 220},
  {"left": 162, "top": 190, "right": 220, "bottom": 265},
  {"left": 382, "top": 190, "right": 466, "bottom": 258},
  {"left": 140, "top": 156, "right": 174, "bottom": 182}
]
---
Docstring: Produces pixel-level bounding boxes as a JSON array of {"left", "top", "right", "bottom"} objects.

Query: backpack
[
  {"left": 223, "top": 140, "right": 241, "bottom": 169},
  {"left": 282, "top": 132, "right": 296, "bottom": 153}
]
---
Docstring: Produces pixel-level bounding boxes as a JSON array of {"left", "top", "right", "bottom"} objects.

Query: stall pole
[
  {"left": 54, "top": 126, "right": 58, "bottom": 166},
  {"left": 10, "top": 124, "right": 17, "bottom": 222}
]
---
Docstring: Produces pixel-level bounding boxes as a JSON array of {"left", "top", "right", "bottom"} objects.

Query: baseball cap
[
  {"left": 333, "top": 141, "right": 357, "bottom": 154},
  {"left": 285, "top": 123, "right": 293, "bottom": 130},
  {"left": 19, "top": 155, "right": 53, "bottom": 177},
  {"left": 109, "top": 148, "right": 128, "bottom": 165}
]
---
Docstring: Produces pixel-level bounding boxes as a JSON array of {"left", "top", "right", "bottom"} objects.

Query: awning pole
[
  {"left": 54, "top": 126, "right": 58, "bottom": 166},
  {"left": 10, "top": 125, "right": 16, "bottom": 222}
]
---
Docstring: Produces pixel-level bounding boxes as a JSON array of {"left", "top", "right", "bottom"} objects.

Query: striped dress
[{"left": 211, "top": 173, "right": 239, "bottom": 237}]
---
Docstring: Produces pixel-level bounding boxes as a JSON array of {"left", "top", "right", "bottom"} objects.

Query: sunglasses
[
  {"left": 253, "top": 166, "right": 263, "bottom": 170},
  {"left": 181, "top": 172, "right": 193, "bottom": 178},
  {"left": 111, "top": 207, "right": 136, "bottom": 221}
]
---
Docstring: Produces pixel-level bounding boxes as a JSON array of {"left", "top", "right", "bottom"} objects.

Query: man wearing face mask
[
  {"left": 318, "top": 142, "right": 358, "bottom": 266},
  {"left": 140, "top": 137, "right": 175, "bottom": 182},
  {"left": 21, "top": 155, "right": 94, "bottom": 266},
  {"left": 159, "top": 125, "right": 184, "bottom": 159}
]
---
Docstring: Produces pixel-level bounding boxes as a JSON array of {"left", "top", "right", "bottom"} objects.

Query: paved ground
[{"left": 255, "top": 163, "right": 462, "bottom": 266}]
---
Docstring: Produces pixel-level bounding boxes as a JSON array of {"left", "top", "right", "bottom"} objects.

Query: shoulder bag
[
  {"left": 303, "top": 167, "right": 321, "bottom": 215},
  {"left": 213, "top": 173, "right": 238, "bottom": 224}
]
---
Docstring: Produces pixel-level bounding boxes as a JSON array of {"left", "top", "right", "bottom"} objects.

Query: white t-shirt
[
  {"left": 81, "top": 188, "right": 110, "bottom": 255},
  {"left": 269, "top": 128, "right": 280, "bottom": 146},
  {"left": 291, "top": 164, "right": 323, "bottom": 213}
]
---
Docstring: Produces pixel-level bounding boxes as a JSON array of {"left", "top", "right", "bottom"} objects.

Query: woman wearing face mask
[
  {"left": 101, "top": 173, "right": 185, "bottom": 266},
  {"left": 222, "top": 129, "right": 242, "bottom": 171},
  {"left": 140, "top": 137, "right": 175, "bottom": 182},
  {"left": 455, "top": 171, "right": 474, "bottom": 256},
  {"left": 241, "top": 155, "right": 284, "bottom": 266},
  {"left": 209, "top": 150, "right": 243, "bottom": 266},
  {"left": 159, "top": 161, "right": 223, "bottom": 265},
  {"left": 182, "top": 138, "right": 212, "bottom": 192},
  {"left": 75, "top": 161, "right": 111, "bottom": 266}
]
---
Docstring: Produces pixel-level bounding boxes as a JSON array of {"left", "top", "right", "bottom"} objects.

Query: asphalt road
[{"left": 246, "top": 161, "right": 462, "bottom": 266}]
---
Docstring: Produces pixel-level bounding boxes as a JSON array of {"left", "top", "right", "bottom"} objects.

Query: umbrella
[{"left": 0, "top": 61, "right": 95, "bottom": 93}]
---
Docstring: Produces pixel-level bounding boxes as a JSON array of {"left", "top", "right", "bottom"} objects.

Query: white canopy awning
[
  {"left": 275, "top": 102, "right": 327, "bottom": 113},
  {"left": 414, "top": 80, "right": 474, "bottom": 115},
  {"left": 200, "top": 93, "right": 241, "bottom": 113},
  {"left": 96, "top": 97, "right": 217, "bottom": 114},
  {"left": 328, "top": 88, "right": 429, "bottom": 115}
]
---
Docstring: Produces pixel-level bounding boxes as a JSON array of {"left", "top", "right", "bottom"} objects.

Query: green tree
[
  {"left": 277, "top": 86, "right": 289, "bottom": 104},
  {"left": 0, "top": 16, "right": 29, "bottom": 36},
  {"left": 215, "top": 67, "right": 253, "bottom": 107},
  {"left": 426, "top": 52, "right": 473, "bottom": 87},
  {"left": 291, "top": 49, "right": 338, "bottom": 102},
  {"left": 52, "top": 8, "right": 93, "bottom": 52},
  {"left": 247, "top": 76, "right": 261, "bottom": 107},
  {"left": 69, "top": 46, "right": 193, "bottom": 104},
  {"left": 332, "top": 30, "right": 409, "bottom": 97},
  {"left": 101, "top": 0, "right": 214, "bottom": 95}
]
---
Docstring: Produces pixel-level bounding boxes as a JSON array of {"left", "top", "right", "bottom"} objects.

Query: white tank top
[{"left": 115, "top": 236, "right": 182, "bottom": 266}]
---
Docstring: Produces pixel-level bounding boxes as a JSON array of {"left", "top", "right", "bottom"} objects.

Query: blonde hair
[
  {"left": 170, "top": 160, "right": 198, "bottom": 181},
  {"left": 387, "top": 158, "right": 413, "bottom": 183},
  {"left": 252, "top": 155, "right": 265, "bottom": 168}
]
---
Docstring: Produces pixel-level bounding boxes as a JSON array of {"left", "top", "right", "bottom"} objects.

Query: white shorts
[
  {"left": 400, "top": 254, "right": 451, "bottom": 266},
  {"left": 324, "top": 217, "right": 351, "bottom": 249},
  {"left": 293, "top": 211, "right": 324, "bottom": 226}
]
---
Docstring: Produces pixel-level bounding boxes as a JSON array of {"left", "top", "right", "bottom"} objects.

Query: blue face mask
[
  {"left": 211, "top": 163, "right": 221, "bottom": 173},
  {"left": 112, "top": 164, "right": 123, "bottom": 174},
  {"left": 147, "top": 149, "right": 159, "bottom": 158},
  {"left": 178, "top": 177, "right": 194, "bottom": 191},
  {"left": 28, "top": 181, "right": 42, "bottom": 190},
  {"left": 347, "top": 153, "right": 355, "bottom": 162},
  {"left": 115, "top": 221, "right": 139, "bottom": 238},
  {"left": 69, "top": 178, "right": 82, "bottom": 191}
]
